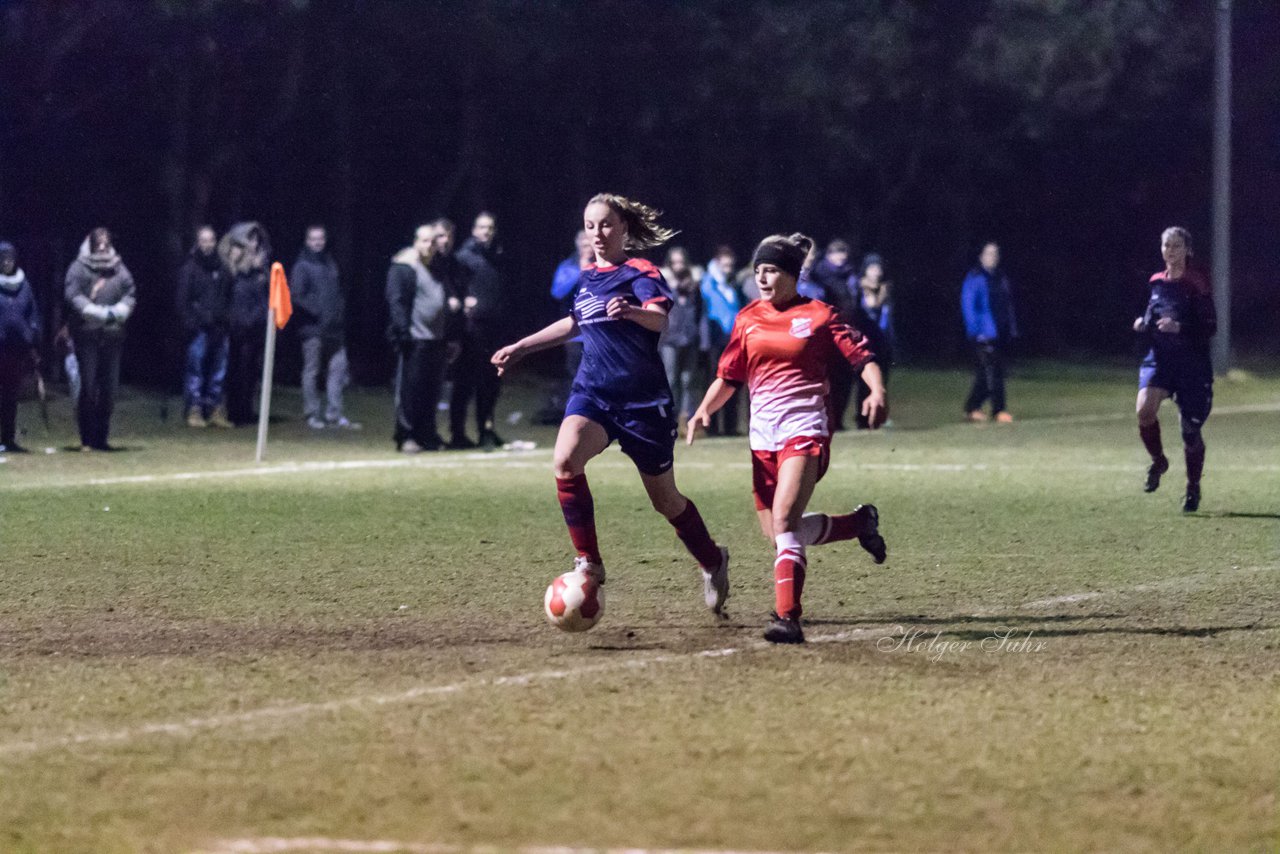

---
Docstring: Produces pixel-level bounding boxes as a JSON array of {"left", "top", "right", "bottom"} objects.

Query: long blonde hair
[{"left": 588, "top": 193, "right": 678, "bottom": 250}]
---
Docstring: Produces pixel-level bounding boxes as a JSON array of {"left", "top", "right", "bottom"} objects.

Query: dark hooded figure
[
  {"left": 64, "top": 227, "right": 135, "bottom": 450},
  {"left": 220, "top": 221, "right": 272, "bottom": 426},
  {"left": 0, "top": 241, "right": 41, "bottom": 452},
  {"left": 176, "top": 225, "right": 232, "bottom": 428}
]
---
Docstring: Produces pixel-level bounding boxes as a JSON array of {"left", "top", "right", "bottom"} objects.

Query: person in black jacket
[
  {"left": 220, "top": 222, "right": 271, "bottom": 426},
  {"left": 452, "top": 212, "right": 508, "bottom": 449},
  {"left": 386, "top": 223, "right": 460, "bottom": 452},
  {"left": 0, "top": 241, "right": 40, "bottom": 452},
  {"left": 291, "top": 225, "right": 355, "bottom": 429},
  {"left": 176, "top": 226, "right": 232, "bottom": 428}
]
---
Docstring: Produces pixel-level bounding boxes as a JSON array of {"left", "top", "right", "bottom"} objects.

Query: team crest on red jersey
[{"left": 789, "top": 317, "right": 813, "bottom": 339}]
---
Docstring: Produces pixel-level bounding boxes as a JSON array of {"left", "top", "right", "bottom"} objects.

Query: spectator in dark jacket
[
  {"left": 961, "top": 241, "right": 1018, "bottom": 422},
  {"left": 175, "top": 225, "right": 232, "bottom": 428},
  {"left": 0, "top": 241, "right": 40, "bottom": 452},
  {"left": 659, "top": 246, "right": 704, "bottom": 425},
  {"left": 291, "top": 225, "right": 355, "bottom": 430},
  {"left": 851, "top": 253, "right": 896, "bottom": 429},
  {"left": 64, "top": 227, "right": 135, "bottom": 451},
  {"left": 386, "top": 223, "right": 459, "bottom": 452},
  {"left": 220, "top": 221, "right": 271, "bottom": 426},
  {"left": 452, "top": 212, "right": 508, "bottom": 449},
  {"left": 807, "top": 239, "right": 858, "bottom": 430}
]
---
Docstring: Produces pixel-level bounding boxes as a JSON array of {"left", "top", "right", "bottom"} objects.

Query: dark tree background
[{"left": 1, "top": 0, "right": 1277, "bottom": 388}]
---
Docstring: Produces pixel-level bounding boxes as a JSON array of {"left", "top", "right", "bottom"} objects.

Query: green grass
[{"left": 1, "top": 362, "right": 1278, "bottom": 853}]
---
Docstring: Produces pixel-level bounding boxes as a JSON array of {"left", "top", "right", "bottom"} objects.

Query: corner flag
[{"left": 256, "top": 262, "right": 291, "bottom": 462}]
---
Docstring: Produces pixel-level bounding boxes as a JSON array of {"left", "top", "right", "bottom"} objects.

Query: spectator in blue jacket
[
  {"left": 961, "top": 241, "right": 1018, "bottom": 422},
  {"left": 538, "top": 230, "right": 593, "bottom": 424},
  {"left": 700, "top": 245, "right": 743, "bottom": 436},
  {"left": 809, "top": 239, "right": 858, "bottom": 430},
  {"left": 0, "top": 241, "right": 40, "bottom": 452}
]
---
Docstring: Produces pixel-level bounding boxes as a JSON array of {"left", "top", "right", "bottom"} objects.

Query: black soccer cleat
[
  {"left": 1144, "top": 456, "right": 1169, "bottom": 493},
  {"left": 855, "top": 504, "right": 887, "bottom": 564},
  {"left": 1182, "top": 484, "right": 1201, "bottom": 513},
  {"left": 763, "top": 611, "right": 805, "bottom": 644}
]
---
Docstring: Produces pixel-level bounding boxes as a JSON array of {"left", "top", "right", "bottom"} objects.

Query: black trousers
[
  {"left": 226, "top": 328, "right": 263, "bottom": 425},
  {"left": 74, "top": 330, "right": 123, "bottom": 448},
  {"left": 0, "top": 349, "right": 25, "bottom": 445},
  {"left": 450, "top": 322, "right": 503, "bottom": 439},
  {"left": 964, "top": 342, "right": 1007, "bottom": 415},
  {"left": 829, "top": 358, "right": 855, "bottom": 431},
  {"left": 394, "top": 340, "right": 446, "bottom": 447}
]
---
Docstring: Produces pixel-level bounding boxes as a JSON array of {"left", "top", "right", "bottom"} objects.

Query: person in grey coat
[
  {"left": 386, "top": 223, "right": 459, "bottom": 452},
  {"left": 291, "top": 225, "right": 355, "bottom": 429},
  {"left": 64, "top": 227, "right": 135, "bottom": 450}
]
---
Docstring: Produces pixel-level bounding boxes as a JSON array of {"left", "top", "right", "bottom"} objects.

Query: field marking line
[
  {"left": 1014, "top": 563, "right": 1280, "bottom": 611},
  {"left": 0, "top": 630, "right": 881, "bottom": 760},
  {"left": 192, "top": 837, "right": 807, "bottom": 854}
]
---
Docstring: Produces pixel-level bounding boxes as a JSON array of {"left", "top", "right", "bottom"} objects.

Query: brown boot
[
  {"left": 206, "top": 406, "right": 233, "bottom": 429},
  {"left": 186, "top": 407, "right": 207, "bottom": 428}
]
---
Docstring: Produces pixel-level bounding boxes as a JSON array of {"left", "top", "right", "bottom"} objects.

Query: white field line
[
  {"left": 0, "top": 629, "right": 880, "bottom": 759},
  {"left": 193, "top": 838, "right": 805, "bottom": 854},
  {"left": 1015, "top": 563, "right": 1280, "bottom": 611}
]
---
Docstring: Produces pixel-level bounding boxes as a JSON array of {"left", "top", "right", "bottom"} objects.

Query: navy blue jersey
[
  {"left": 1141, "top": 268, "right": 1215, "bottom": 373},
  {"left": 570, "top": 257, "right": 674, "bottom": 410}
]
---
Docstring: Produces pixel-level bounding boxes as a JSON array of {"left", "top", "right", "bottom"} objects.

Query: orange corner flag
[{"left": 269, "top": 262, "right": 292, "bottom": 329}]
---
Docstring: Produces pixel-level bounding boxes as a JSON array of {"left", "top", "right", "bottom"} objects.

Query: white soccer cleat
[
  {"left": 573, "top": 554, "right": 606, "bottom": 585},
  {"left": 701, "top": 546, "right": 730, "bottom": 615}
]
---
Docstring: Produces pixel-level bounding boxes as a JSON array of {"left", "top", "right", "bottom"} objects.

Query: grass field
[{"left": 1, "top": 361, "right": 1278, "bottom": 853}]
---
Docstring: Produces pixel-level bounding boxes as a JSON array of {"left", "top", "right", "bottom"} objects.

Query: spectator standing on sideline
[
  {"left": 538, "top": 230, "right": 593, "bottom": 424},
  {"left": 453, "top": 212, "right": 508, "bottom": 449},
  {"left": 387, "top": 223, "right": 455, "bottom": 452},
  {"left": 64, "top": 227, "right": 135, "bottom": 450},
  {"left": 807, "top": 239, "right": 857, "bottom": 430},
  {"left": 700, "top": 245, "right": 743, "bottom": 436},
  {"left": 961, "top": 241, "right": 1018, "bottom": 422},
  {"left": 0, "top": 241, "right": 40, "bottom": 452},
  {"left": 291, "top": 225, "right": 356, "bottom": 430},
  {"left": 175, "top": 225, "right": 232, "bottom": 428},
  {"left": 221, "top": 222, "right": 272, "bottom": 426},
  {"left": 852, "top": 252, "right": 896, "bottom": 429},
  {"left": 659, "top": 246, "right": 703, "bottom": 429}
]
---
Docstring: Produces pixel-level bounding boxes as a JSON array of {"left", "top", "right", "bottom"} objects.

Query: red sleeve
[
  {"left": 830, "top": 314, "right": 875, "bottom": 370},
  {"left": 717, "top": 316, "right": 749, "bottom": 385}
]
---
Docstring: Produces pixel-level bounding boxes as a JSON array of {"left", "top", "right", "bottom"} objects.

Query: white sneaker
[
  {"left": 702, "top": 546, "right": 730, "bottom": 615},
  {"left": 572, "top": 555, "right": 606, "bottom": 585},
  {"left": 306, "top": 416, "right": 326, "bottom": 430}
]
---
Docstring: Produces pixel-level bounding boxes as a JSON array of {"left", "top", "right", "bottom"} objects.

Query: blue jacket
[
  {"left": 700, "top": 259, "right": 743, "bottom": 345},
  {"left": 0, "top": 269, "right": 40, "bottom": 353},
  {"left": 961, "top": 266, "right": 1017, "bottom": 342}
]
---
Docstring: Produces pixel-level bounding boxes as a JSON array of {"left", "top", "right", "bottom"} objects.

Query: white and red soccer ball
[{"left": 544, "top": 570, "right": 604, "bottom": 632}]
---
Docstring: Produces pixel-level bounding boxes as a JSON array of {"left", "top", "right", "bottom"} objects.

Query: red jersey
[{"left": 717, "top": 297, "right": 874, "bottom": 450}]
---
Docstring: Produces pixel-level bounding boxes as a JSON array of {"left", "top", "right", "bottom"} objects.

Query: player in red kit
[
  {"left": 492, "top": 194, "right": 731, "bottom": 617},
  {"left": 688, "top": 232, "right": 887, "bottom": 644}
]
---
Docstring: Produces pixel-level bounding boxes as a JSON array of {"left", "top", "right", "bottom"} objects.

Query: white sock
[{"left": 775, "top": 530, "right": 805, "bottom": 561}]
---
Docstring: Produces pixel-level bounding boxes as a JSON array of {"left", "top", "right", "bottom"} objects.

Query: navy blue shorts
[
  {"left": 565, "top": 394, "right": 677, "bottom": 476},
  {"left": 1139, "top": 364, "right": 1213, "bottom": 427}
]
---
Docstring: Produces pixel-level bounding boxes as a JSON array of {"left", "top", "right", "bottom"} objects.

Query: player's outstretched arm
[
  {"left": 687, "top": 378, "right": 738, "bottom": 445},
  {"left": 491, "top": 316, "right": 578, "bottom": 376},
  {"left": 858, "top": 362, "right": 888, "bottom": 429},
  {"left": 606, "top": 296, "right": 668, "bottom": 333}
]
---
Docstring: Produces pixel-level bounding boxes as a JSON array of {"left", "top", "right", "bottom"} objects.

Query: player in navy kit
[
  {"left": 492, "top": 194, "right": 731, "bottom": 614},
  {"left": 1133, "top": 227, "right": 1216, "bottom": 513}
]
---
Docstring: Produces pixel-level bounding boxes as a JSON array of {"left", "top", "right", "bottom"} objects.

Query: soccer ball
[{"left": 544, "top": 570, "right": 604, "bottom": 632}]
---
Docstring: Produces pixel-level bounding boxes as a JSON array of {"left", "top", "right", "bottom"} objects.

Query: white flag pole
[{"left": 255, "top": 308, "right": 278, "bottom": 463}]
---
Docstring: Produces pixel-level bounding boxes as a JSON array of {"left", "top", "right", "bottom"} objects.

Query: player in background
[
  {"left": 1133, "top": 226, "right": 1216, "bottom": 513},
  {"left": 491, "top": 194, "right": 731, "bottom": 615},
  {"left": 689, "top": 233, "right": 888, "bottom": 644}
]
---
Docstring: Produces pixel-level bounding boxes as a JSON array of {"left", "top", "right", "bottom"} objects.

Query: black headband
[{"left": 752, "top": 242, "right": 805, "bottom": 279}]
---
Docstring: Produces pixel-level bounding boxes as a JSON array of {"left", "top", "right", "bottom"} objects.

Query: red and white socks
[
  {"left": 556, "top": 474, "right": 602, "bottom": 564},
  {"left": 796, "top": 509, "right": 869, "bottom": 546},
  {"left": 773, "top": 531, "right": 807, "bottom": 620}
]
